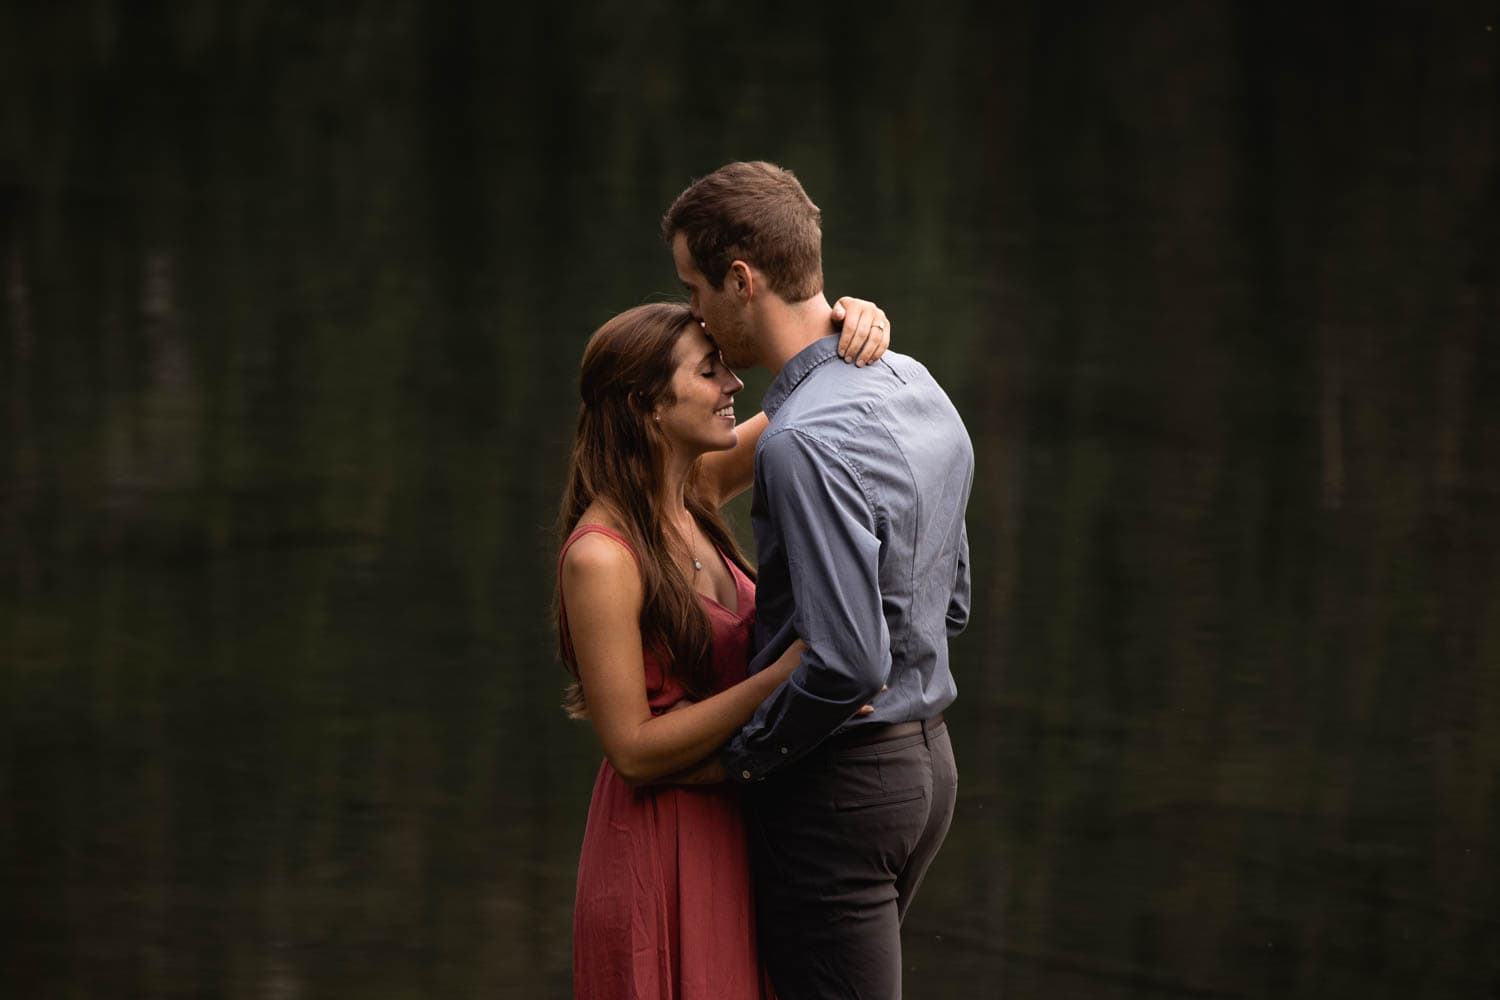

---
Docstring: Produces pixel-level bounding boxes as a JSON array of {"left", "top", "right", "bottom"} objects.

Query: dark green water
[{"left": 3, "top": 3, "right": 1498, "bottom": 997}]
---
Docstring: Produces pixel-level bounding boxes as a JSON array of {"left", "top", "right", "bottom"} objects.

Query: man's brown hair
[{"left": 661, "top": 161, "right": 823, "bottom": 302}]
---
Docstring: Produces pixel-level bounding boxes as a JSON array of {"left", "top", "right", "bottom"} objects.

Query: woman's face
[{"left": 655, "top": 324, "right": 745, "bottom": 459}]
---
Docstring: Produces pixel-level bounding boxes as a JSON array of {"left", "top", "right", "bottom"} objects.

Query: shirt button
[
  {"left": 741, "top": 770, "right": 753, "bottom": 781},
  {"left": 779, "top": 747, "right": 788, "bottom": 755}
]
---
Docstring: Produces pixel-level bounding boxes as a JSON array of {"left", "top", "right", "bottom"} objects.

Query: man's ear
[{"left": 728, "top": 260, "right": 755, "bottom": 302}]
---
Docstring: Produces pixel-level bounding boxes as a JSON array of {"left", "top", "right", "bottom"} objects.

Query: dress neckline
[
  {"left": 698, "top": 544, "right": 749, "bottom": 621},
  {"left": 564, "top": 522, "right": 748, "bottom": 621}
]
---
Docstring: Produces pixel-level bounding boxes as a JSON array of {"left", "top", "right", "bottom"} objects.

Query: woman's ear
[{"left": 628, "top": 391, "right": 661, "bottom": 427}]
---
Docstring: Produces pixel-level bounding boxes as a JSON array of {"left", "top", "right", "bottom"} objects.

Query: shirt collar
[{"left": 762, "top": 335, "right": 842, "bottom": 419}]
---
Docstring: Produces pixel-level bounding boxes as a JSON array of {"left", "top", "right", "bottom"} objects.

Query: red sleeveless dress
[{"left": 560, "top": 524, "right": 774, "bottom": 1000}]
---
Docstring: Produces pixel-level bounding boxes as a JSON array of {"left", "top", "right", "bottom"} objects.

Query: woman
[{"left": 556, "top": 297, "right": 890, "bottom": 999}]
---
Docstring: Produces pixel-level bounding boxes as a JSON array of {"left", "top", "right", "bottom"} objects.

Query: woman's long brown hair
[{"left": 555, "top": 302, "right": 755, "bottom": 718}]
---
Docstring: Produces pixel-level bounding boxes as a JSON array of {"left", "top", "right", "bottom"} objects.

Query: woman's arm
[
  {"left": 562, "top": 532, "right": 807, "bottom": 786},
  {"left": 696, "top": 411, "right": 768, "bottom": 507},
  {"left": 698, "top": 296, "right": 893, "bottom": 506}
]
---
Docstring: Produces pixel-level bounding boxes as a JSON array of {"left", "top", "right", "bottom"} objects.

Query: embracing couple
[{"left": 556, "top": 161, "right": 974, "bottom": 999}]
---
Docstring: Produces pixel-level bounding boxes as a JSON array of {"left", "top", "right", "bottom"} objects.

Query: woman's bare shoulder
[{"left": 561, "top": 508, "right": 639, "bottom": 582}]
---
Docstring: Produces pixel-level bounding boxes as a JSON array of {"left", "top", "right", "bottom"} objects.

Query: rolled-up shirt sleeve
[{"left": 721, "top": 429, "right": 891, "bottom": 782}]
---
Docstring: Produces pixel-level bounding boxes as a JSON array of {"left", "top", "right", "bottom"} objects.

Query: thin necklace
[{"left": 678, "top": 514, "right": 702, "bottom": 574}]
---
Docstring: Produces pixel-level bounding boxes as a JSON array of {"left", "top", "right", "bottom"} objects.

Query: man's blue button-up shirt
[{"left": 722, "top": 335, "right": 974, "bottom": 782}]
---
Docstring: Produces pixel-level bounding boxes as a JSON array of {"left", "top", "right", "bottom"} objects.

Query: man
[{"left": 662, "top": 161, "right": 974, "bottom": 999}]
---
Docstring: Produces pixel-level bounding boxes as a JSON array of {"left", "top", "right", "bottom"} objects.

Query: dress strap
[
  {"left": 560, "top": 523, "right": 640, "bottom": 568},
  {"left": 557, "top": 524, "right": 640, "bottom": 661}
]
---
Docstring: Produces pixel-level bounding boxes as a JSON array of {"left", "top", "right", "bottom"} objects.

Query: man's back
[
  {"left": 730, "top": 335, "right": 973, "bottom": 1000},
  {"left": 730, "top": 335, "right": 972, "bottom": 774},
  {"left": 664, "top": 158, "right": 972, "bottom": 1000}
]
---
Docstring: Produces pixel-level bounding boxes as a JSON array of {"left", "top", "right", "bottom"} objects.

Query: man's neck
[{"left": 758, "top": 293, "right": 834, "bottom": 376}]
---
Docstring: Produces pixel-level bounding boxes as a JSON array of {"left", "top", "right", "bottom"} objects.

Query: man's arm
[
  {"left": 721, "top": 429, "right": 889, "bottom": 782},
  {"left": 947, "top": 523, "right": 971, "bottom": 636},
  {"left": 563, "top": 535, "right": 805, "bottom": 785}
]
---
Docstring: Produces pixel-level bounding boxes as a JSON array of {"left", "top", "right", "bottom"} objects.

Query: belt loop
[{"left": 921, "top": 717, "right": 930, "bottom": 747}]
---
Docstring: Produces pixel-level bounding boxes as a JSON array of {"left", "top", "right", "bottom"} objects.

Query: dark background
[{"left": 2, "top": 2, "right": 1498, "bottom": 997}]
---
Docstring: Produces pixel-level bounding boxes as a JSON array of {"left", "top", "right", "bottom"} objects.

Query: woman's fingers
[
  {"left": 833, "top": 297, "right": 861, "bottom": 360},
  {"left": 834, "top": 297, "right": 888, "bottom": 366},
  {"left": 854, "top": 683, "right": 889, "bottom": 716},
  {"left": 857, "top": 309, "right": 890, "bottom": 366}
]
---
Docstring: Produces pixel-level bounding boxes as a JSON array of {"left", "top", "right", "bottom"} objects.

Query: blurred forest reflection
[{"left": 2, "top": 2, "right": 1497, "bottom": 997}]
